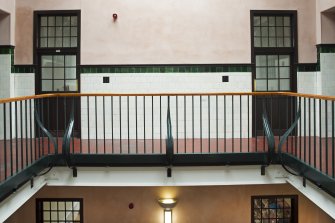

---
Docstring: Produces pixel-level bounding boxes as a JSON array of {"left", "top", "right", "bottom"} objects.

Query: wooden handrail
[{"left": 1, "top": 92, "right": 335, "bottom": 104}]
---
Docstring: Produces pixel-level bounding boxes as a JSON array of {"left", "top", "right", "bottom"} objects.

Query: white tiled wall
[
  {"left": 80, "top": 73, "right": 253, "bottom": 139},
  {"left": 0, "top": 73, "right": 35, "bottom": 140}
]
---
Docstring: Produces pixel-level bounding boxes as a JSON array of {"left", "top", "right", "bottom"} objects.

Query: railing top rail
[{"left": 1, "top": 92, "right": 335, "bottom": 104}]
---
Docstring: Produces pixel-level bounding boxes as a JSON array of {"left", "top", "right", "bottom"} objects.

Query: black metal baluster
[
  {"left": 119, "top": 96, "right": 122, "bottom": 154},
  {"left": 29, "top": 99, "right": 33, "bottom": 164},
  {"left": 200, "top": 95, "right": 202, "bottom": 153},
  {"left": 176, "top": 96, "right": 179, "bottom": 153},
  {"left": 319, "top": 99, "right": 322, "bottom": 172},
  {"left": 9, "top": 102, "right": 13, "bottom": 176},
  {"left": 208, "top": 95, "right": 210, "bottom": 152},
  {"left": 247, "top": 95, "right": 250, "bottom": 152},
  {"left": 325, "top": 100, "right": 328, "bottom": 175},
  {"left": 232, "top": 95, "right": 234, "bottom": 152},
  {"left": 20, "top": 101, "right": 23, "bottom": 170},
  {"left": 129, "top": 96, "right": 131, "bottom": 154},
  {"left": 111, "top": 96, "right": 114, "bottom": 153},
  {"left": 224, "top": 95, "right": 227, "bottom": 152},
  {"left": 25, "top": 100, "right": 28, "bottom": 166},
  {"left": 184, "top": 95, "right": 187, "bottom": 153},
  {"left": 15, "top": 101, "right": 18, "bottom": 172},
  {"left": 314, "top": 98, "right": 316, "bottom": 168},
  {"left": 192, "top": 95, "right": 194, "bottom": 153},
  {"left": 308, "top": 98, "right": 311, "bottom": 165},
  {"left": 151, "top": 96, "right": 153, "bottom": 153},
  {"left": 135, "top": 96, "right": 138, "bottom": 154},
  {"left": 304, "top": 97, "right": 306, "bottom": 162},
  {"left": 3, "top": 103, "right": 7, "bottom": 179},
  {"left": 143, "top": 96, "right": 146, "bottom": 153},
  {"left": 95, "top": 96, "right": 98, "bottom": 154},
  {"left": 103, "top": 96, "right": 106, "bottom": 154},
  {"left": 159, "top": 96, "right": 162, "bottom": 154},
  {"left": 87, "top": 96, "right": 90, "bottom": 154},
  {"left": 240, "top": 95, "right": 242, "bottom": 152},
  {"left": 216, "top": 95, "right": 218, "bottom": 153},
  {"left": 56, "top": 97, "right": 59, "bottom": 154},
  {"left": 332, "top": 100, "right": 334, "bottom": 178}
]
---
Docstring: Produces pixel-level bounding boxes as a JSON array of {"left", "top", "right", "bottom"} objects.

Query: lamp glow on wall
[{"left": 158, "top": 198, "right": 178, "bottom": 223}]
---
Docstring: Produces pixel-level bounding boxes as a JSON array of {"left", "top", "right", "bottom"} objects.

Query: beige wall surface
[
  {"left": 0, "top": 0, "right": 15, "bottom": 45},
  {"left": 15, "top": 0, "right": 316, "bottom": 65},
  {"left": 5, "top": 184, "right": 335, "bottom": 223},
  {"left": 316, "top": 0, "right": 335, "bottom": 43}
]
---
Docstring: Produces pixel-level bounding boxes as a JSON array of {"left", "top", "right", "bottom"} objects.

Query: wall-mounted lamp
[{"left": 158, "top": 198, "right": 178, "bottom": 223}]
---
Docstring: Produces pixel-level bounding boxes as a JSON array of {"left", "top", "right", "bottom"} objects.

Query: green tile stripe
[
  {"left": 0, "top": 45, "right": 14, "bottom": 55},
  {"left": 11, "top": 65, "right": 35, "bottom": 73},
  {"left": 297, "top": 63, "right": 319, "bottom": 72},
  {"left": 80, "top": 64, "right": 252, "bottom": 73},
  {"left": 317, "top": 44, "right": 335, "bottom": 53}
]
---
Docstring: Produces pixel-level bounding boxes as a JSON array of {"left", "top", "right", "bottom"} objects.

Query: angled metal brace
[
  {"left": 166, "top": 96, "right": 174, "bottom": 177},
  {"left": 261, "top": 102, "right": 276, "bottom": 165},
  {"left": 62, "top": 101, "right": 75, "bottom": 168}
]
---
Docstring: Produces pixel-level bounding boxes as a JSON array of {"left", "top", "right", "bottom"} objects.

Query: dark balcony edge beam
[
  {"left": 281, "top": 153, "right": 335, "bottom": 198},
  {"left": 172, "top": 153, "right": 269, "bottom": 166},
  {"left": 0, "top": 155, "right": 63, "bottom": 202}
]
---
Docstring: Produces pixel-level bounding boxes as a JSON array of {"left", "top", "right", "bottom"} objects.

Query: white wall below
[{"left": 80, "top": 73, "right": 253, "bottom": 140}]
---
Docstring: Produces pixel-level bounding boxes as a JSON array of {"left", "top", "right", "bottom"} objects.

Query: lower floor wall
[{"left": 5, "top": 184, "right": 334, "bottom": 223}]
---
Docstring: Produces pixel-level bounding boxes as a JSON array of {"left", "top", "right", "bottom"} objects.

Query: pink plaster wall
[
  {"left": 0, "top": 0, "right": 15, "bottom": 45},
  {"left": 5, "top": 184, "right": 335, "bottom": 223},
  {"left": 15, "top": 0, "right": 316, "bottom": 65}
]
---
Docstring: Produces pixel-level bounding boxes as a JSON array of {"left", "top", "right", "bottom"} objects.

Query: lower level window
[
  {"left": 251, "top": 195, "right": 298, "bottom": 223},
  {"left": 36, "top": 198, "right": 83, "bottom": 223}
]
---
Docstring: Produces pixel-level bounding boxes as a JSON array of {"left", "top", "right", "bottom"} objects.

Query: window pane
[
  {"left": 73, "top": 202, "right": 80, "bottom": 211},
  {"left": 280, "top": 79, "right": 290, "bottom": 91},
  {"left": 66, "top": 68, "right": 76, "bottom": 79},
  {"left": 55, "top": 38, "right": 63, "bottom": 47},
  {"left": 54, "top": 80, "right": 65, "bottom": 91},
  {"left": 276, "top": 27, "right": 283, "bottom": 36},
  {"left": 268, "top": 79, "right": 278, "bottom": 91},
  {"left": 254, "top": 37, "right": 261, "bottom": 47},
  {"left": 254, "top": 16, "right": 261, "bottom": 26},
  {"left": 48, "top": 27, "right": 55, "bottom": 37},
  {"left": 48, "top": 16, "right": 55, "bottom": 26},
  {"left": 284, "top": 38, "right": 291, "bottom": 47},
  {"left": 63, "top": 37, "right": 71, "bottom": 47},
  {"left": 54, "top": 56, "right": 64, "bottom": 67},
  {"left": 42, "top": 56, "right": 53, "bottom": 67},
  {"left": 254, "top": 27, "right": 261, "bottom": 36},
  {"left": 41, "top": 16, "right": 48, "bottom": 26},
  {"left": 56, "top": 27, "right": 63, "bottom": 37},
  {"left": 66, "top": 202, "right": 73, "bottom": 210},
  {"left": 279, "top": 55, "right": 290, "bottom": 66},
  {"left": 261, "top": 16, "right": 268, "bottom": 26},
  {"left": 56, "top": 16, "right": 63, "bottom": 26},
  {"left": 71, "top": 27, "right": 78, "bottom": 36},
  {"left": 59, "top": 211, "right": 66, "bottom": 220},
  {"left": 269, "top": 27, "right": 276, "bottom": 37},
  {"left": 71, "top": 16, "right": 78, "bottom": 26},
  {"left": 279, "top": 67, "right": 290, "bottom": 78},
  {"left": 268, "top": 16, "right": 275, "bottom": 26},
  {"left": 48, "top": 38, "right": 55, "bottom": 47},
  {"left": 261, "top": 37, "right": 268, "bottom": 47},
  {"left": 269, "top": 38, "right": 276, "bottom": 47},
  {"left": 261, "top": 27, "right": 268, "bottom": 36},
  {"left": 63, "top": 27, "right": 70, "bottom": 36},
  {"left": 40, "top": 27, "right": 48, "bottom": 37},
  {"left": 267, "top": 67, "right": 278, "bottom": 78},
  {"left": 255, "top": 80, "right": 267, "bottom": 91},
  {"left": 42, "top": 68, "right": 53, "bottom": 79},
  {"left": 276, "top": 16, "right": 283, "bottom": 26},
  {"left": 43, "top": 211, "right": 50, "bottom": 220},
  {"left": 65, "top": 55, "right": 76, "bottom": 66},
  {"left": 43, "top": 202, "right": 50, "bottom": 210},
  {"left": 284, "top": 16, "right": 291, "bottom": 26},
  {"left": 42, "top": 80, "right": 53, "bottom": 91},
  {"left": 54, "top": 68, "right": 65, "bottom": 79},
  {"left": 277, "top": 38, "right": 284, "bottom": 47},
  {"left": 63, "top": 16, "right": 71, "bottom": 26},
  {"left": 256, "top": 55, "right": 267, "bottom": 66},
  {"left": 58, "top": 202, "right": 65, "bottom": 210},
  {"left": 256, "top": 68, "right": 267, "bottom": 78},
  {"left": 40, "top": 38, "right": 47, "bottom": 48},
  {"left": 71, "top": 37, "right": 78, "bottom": 47},
  {"left": 267, "top": 55, "right": 278, "bottom": 66},
  {"left": 284, "top": 27, "right": 291, "bottom": 37},
  {"left": 51, "top": 211, "right": 58, "bottom": 220},
  {"left": 73, "top": 211, "right": 81, "bottom": 221}
]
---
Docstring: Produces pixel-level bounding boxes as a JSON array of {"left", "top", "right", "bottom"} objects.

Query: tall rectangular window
[
  {"left": 35, "top": 11, "right": 80, "bottom": 93},
  {"left": 251, "top": 11, "right": 297, "bottom": 92}
]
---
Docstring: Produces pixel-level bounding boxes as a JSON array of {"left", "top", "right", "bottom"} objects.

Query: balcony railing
[{"left": 0, "top": 92, "right": 334, "bottom": 199}]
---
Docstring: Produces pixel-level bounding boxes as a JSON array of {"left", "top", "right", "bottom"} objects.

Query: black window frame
[
  {"left": 36, "top": 198, "right": 84, "bottom": 223},
  {"left": 34, "top": 10, "right": 81, "bottom": 94},
  {"left": 251, "top": 195, "right": 298, "bottom": 223},
  {"left": 251, "top": 10, "right": 298, "bottom": 92}
]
